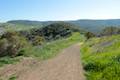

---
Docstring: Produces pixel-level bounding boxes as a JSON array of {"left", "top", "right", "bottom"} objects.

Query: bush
[
  {"left": 85, "top": 32, "right": 96, "bottom": 40},
  {"left": 0, "top": 38, "right": 9, "bottom": 57},
  {"left": 0, "top": 31, "right": 28, "bottom": 57},
  {"left": 84, "top": 61, "right": 106, "bottom": 72},
  {"left": 32, "top": 36, "right": 45, "bottom": 45}
]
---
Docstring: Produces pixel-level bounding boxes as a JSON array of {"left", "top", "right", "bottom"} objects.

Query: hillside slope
[{"left": 81, "top": 35, "right": 120, "bottom": 80}]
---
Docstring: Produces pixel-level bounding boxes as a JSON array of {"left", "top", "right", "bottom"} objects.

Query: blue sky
[{"left": 0, "top": 0, "right": 120, "bottom": 22}]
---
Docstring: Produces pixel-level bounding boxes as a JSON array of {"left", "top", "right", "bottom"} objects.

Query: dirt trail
[{"left": 0, "top": 43, "right": 85, "bottom": 80}]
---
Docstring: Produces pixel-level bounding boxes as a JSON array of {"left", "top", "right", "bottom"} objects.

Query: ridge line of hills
[{"left": 1, "top": 19, "right": 120, "bottom": 33}]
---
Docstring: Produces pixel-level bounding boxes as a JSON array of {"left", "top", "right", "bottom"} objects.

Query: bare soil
[{"left": 0, "top": 43, "right": 85, "bottom": 80}]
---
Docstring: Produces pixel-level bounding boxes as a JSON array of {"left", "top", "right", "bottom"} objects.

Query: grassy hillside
[
  {"left": 81, "top": 35, "right": 120, "bottom": 80},
  {"left": 0, "top": 32, "right": 84, "bottom": 67},
  {"left": 21, "top": 32, "right": 84, "bottom": 59}
]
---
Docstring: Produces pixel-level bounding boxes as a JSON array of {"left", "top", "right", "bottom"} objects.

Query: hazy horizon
[
  {"left": 2, "top": 18, "right": 120, "bottom": 23},
  {"left": 1, "top": 0, "right": 120, "bottom": 22}
]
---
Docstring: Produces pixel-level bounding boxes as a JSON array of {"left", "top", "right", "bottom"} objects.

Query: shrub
[
  {"left": 32, "top": 36, "right": 45, "bottom": 45},
  {"left": 84, "top": 61, "right": 106, "bottom": 72},
  {"left": 0, "top": 38, "right": 9, "bottom": 57},
  {"left": 0, "top": 31, "right": 28, "bottom": 57},
  {"left": 85, "top": 32, "right": 96, "bottom": 40}
]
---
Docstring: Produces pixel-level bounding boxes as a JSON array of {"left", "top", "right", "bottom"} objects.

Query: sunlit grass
[
  {"left": 24, "top": 32, "right": 85, "bottom": 60},
  {"left": 81, "top": 35, "right": 120, "bottom": 80}
]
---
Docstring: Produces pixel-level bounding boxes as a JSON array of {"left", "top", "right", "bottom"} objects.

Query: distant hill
[
  {"left": 6, "top": 19, "right": 120, "bottom": 33},
  {"left": 7, "top": 20, "right": 54, "bottom": 27},
  {"left": 69, "top": 19, "right": 120, "bottom": 33}
]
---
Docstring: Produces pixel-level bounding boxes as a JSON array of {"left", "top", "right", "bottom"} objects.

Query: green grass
[
  {"left": 8, "top": 74, "right": 17, "bottom": 80},
  {"left": 24, "top": 32, "right": 84, "bottom": 60},
  {"left": 81, "top": 35, "right": 120, "bottom": 80},
  {"left": 0, "top": 57, "right": 21, "bottom": 67}
]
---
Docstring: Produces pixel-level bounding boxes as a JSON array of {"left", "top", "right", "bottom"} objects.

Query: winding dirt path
[{"left": 0, "top": 43, "right": 85, "bottom": 80}]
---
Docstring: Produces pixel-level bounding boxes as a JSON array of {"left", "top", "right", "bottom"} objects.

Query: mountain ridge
[{"left": 5, "top": 19, "right": 120, "bottom": 33}]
